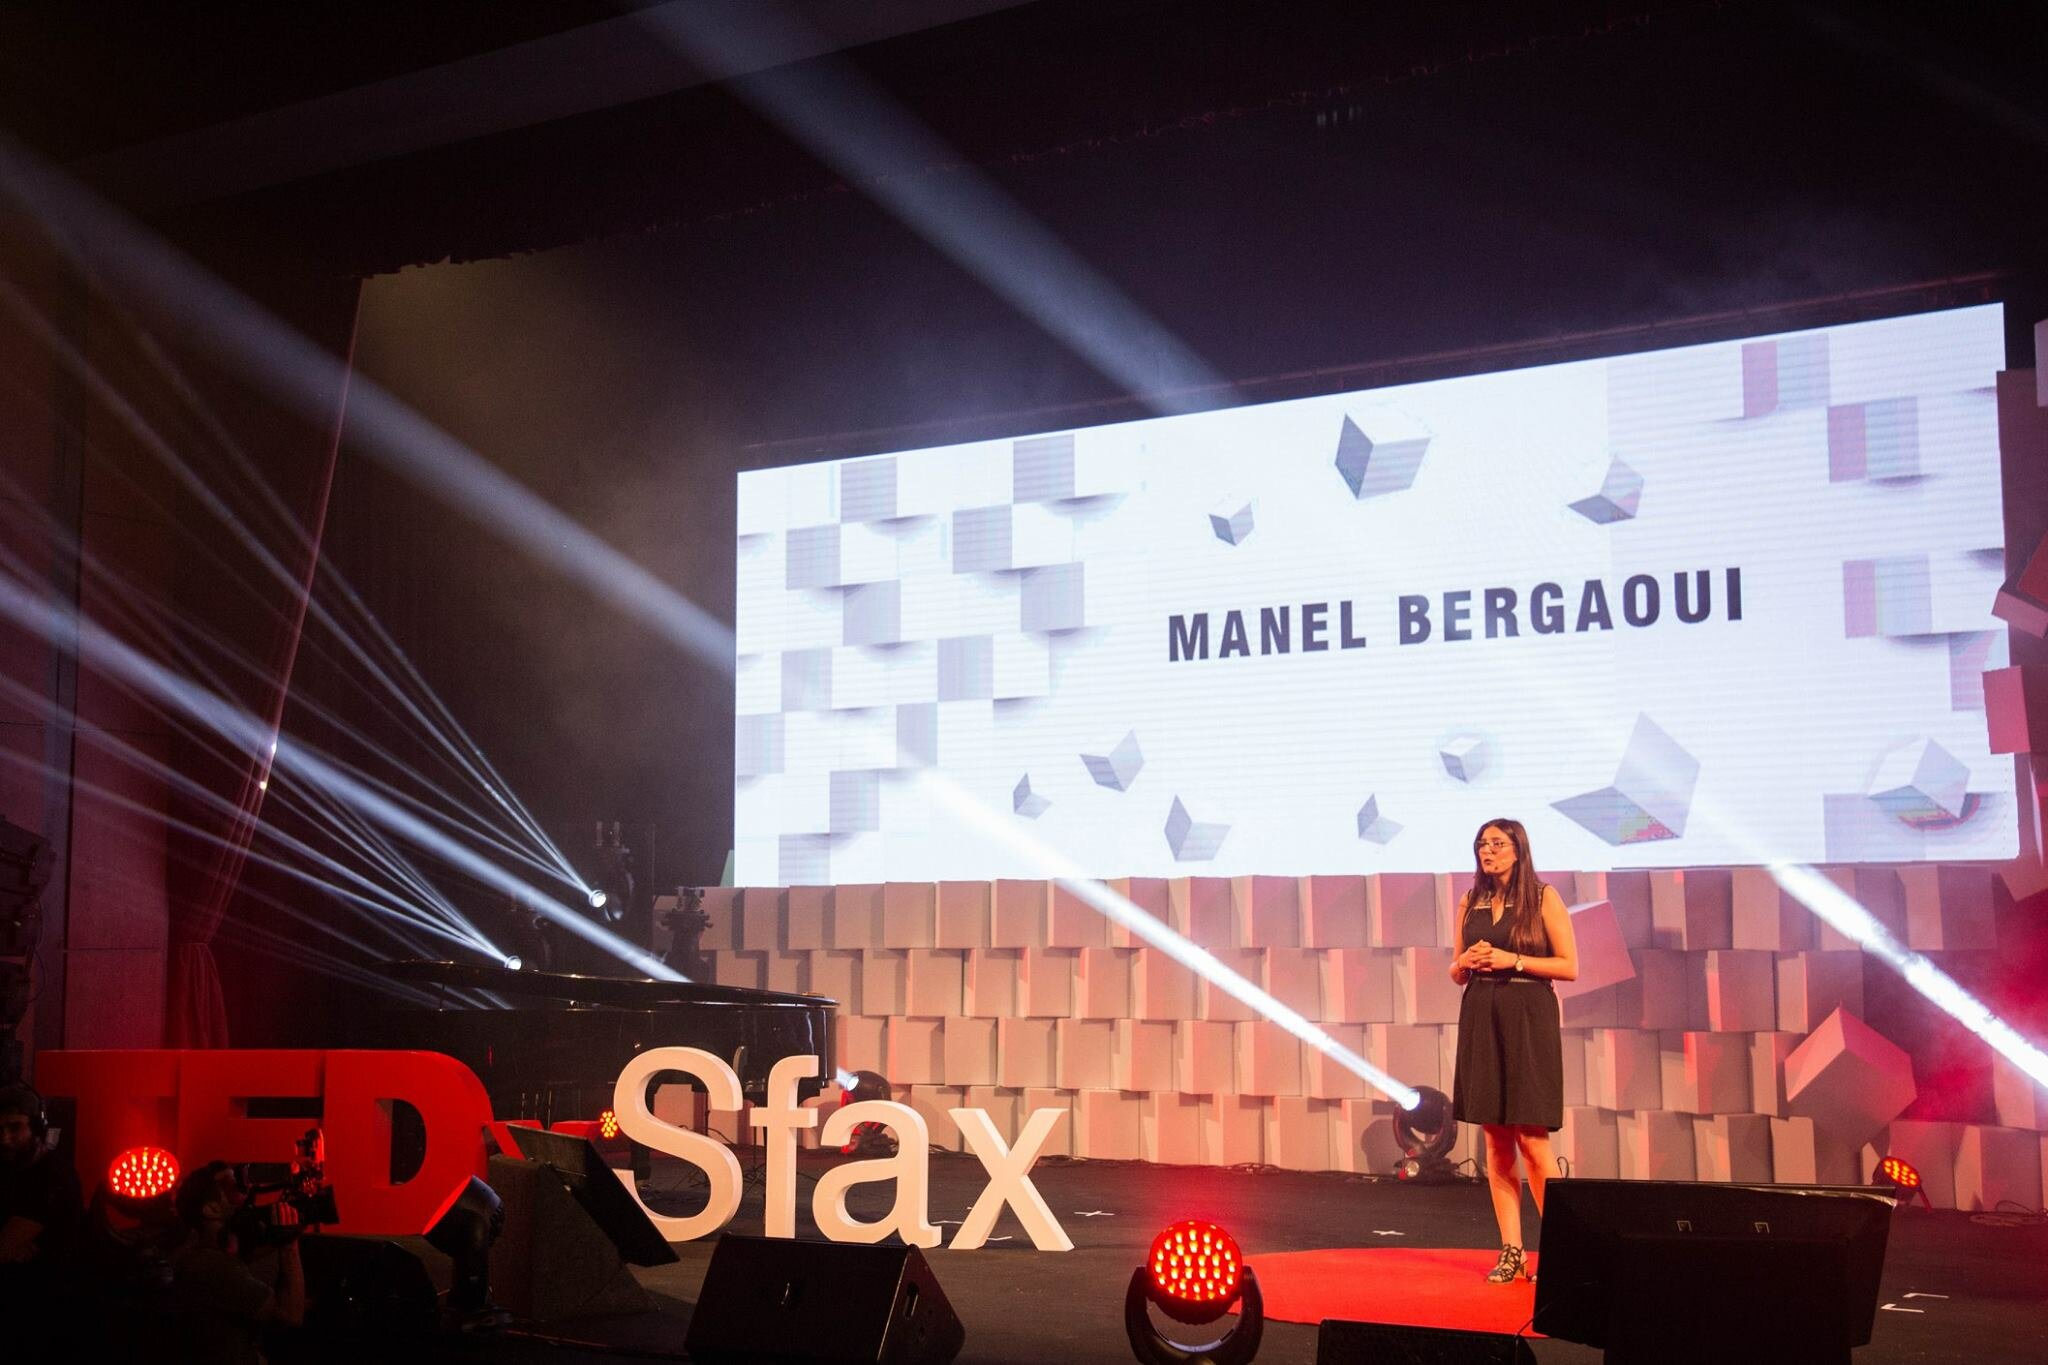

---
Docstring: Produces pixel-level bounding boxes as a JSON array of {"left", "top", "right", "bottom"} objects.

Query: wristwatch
[{"left": 1513, "top": 955, "right": 1523, "bottom": 974}]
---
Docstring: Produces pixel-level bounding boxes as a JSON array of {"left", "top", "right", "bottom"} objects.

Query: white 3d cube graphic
[
  {"left": 1209, "top": 499, "right": 1255, "bottom": 545},
  {"left": 1567, "top": 455, "right": 1644, "bottom": 524},
  {"left": 1238, "top": 877, "right": 1304, "bottom": 949},
  {"left": 1954, "top": 1125, "right": 2044, "bottom": 1213},
  {"left": 1701, "top": 949, "right": 1776, "bottom": 1032},
  {"left": 1355, "top": 794, "right": 1403, "bottom": 843},
  {"left": 935, "top": 882, "right": 990, "bottom": 950},
  {"left": 1741, "top": 332, "right": 1830, "bottom": 415},
  {"left": 1142, "top": 1094, "right": 1208, "bottom": 1165},
  {"left": 1692, "top": 1114, "right": 1774, "bottom": 1182},
  {"left": 1333, "top": 410, "right": 1431, "bottom": 498},
  {"left": 1301, "top": 876, "right": 1371, "bottom": 948},
  {"left": 1992, "top": 531, "right": 2048, "bottom": 638},
  {"left": 1372, "top": 873, "right": 1448, "bottom": 947},
  {"left": 1012, "top": 773, "right": 1050, "bottom": 819},
  {"left": 1990, "top": 1054, "right": 2047, "bottom": 1131},
  {"left": 1165, "top": 797, "right": 1230, "bottom": 862},
  {"left": 1056, "top": 1019, "right": 1116, "bottom": 1090},
  {"left": 1080, "top": 730, "right": 1144, "bottom": 791},
  {"left": 1264, "top": 1096, "right": 1334, "bottom": 1171},
  {"left": 1618, "top": 1109, "right": 1696, "bottom": 1182},
  {"left": 1776, "top": 952, "right": 1863, "bottom": 1033},
  {"left": 1177, "top": 1019, "right": 1235, "bottom": 1094},
  {"left": 942, "top": 1017, "right": 997, "bottom": 1087},
  {"left": 961, "top": 947, "right": 1016, "bottom": 1017},
  {"left": 1866, "top": 736, "right": 1971, "bottom": 826},
  {"left": 1827, "top": 397, "right": 1920, "bottom": 482},
  {"left": 1553, "top": 713, "right": 1701, "bottom": 845},
  {"left": 997, "top": 1018, "right": 1057, "bottom": 1088},
  {"left": 1012, "top": 432, "right": 1076, "bottom": 502},
  {"left": 1883, "top": 1119, "right": 1964, "bottom": 1207},
  {"left": 1438, "top": 735, "right": 1490, "bottom": 783},
  {"left": 1204, "top": 1095, "right": 1266, "bottom": 1166},
  {"left": 1557, "top": 1107, "right": 1620, "bottom": 1179},
  {"left": 1553, "top": 899, "right": 1635, "bottom": 1001},
  {"left": 837, "top": 454, "right": 897, "bottom": 522},
  {"left": 1391, "top": 947, "right": 1462, "bottom": 1025},
  {"left": 1020, "top": 561, "right": 1085, "bottom": 633},
  {"left": 1783, "top": 1007, "right": 1917, "bottom": 1147}
]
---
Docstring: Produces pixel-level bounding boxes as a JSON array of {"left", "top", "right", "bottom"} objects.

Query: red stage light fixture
[
  {"left": 1876, "top": 1154, "right": 1930, "bottom": 1208},
  {"left": 1125, "top": 1219, "right": 1264, "bottom": 1365},
  {"left": 1146, "top": 1220, "right": 1243, "bottom": 1320},
  {"left": 107, "top": 1145, "right": 180, "bottom": 1201}
]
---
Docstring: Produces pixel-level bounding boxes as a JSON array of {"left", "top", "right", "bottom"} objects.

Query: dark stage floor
[{"left": 456, "top": 1151, "right": 2048, "bottom": 1365}]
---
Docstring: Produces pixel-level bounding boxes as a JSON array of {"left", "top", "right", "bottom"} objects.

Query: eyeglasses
[{"left": 1474, "top": 839, "right": 1513, "bottom": 853}]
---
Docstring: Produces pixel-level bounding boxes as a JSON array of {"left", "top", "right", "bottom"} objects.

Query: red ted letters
[{"left": 35, "top": 1049, "right": 490, "bottom": 1235}]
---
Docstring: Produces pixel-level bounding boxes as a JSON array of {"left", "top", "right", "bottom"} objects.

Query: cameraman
[
  {"left": 0, "top": 1082, "right": 79, "bottom": 1270},
  {"left": 167, "top": 1161, "right": 304, "bottom": 1365}
]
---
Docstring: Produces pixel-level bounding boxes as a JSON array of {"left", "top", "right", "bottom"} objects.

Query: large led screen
[{"left": 734, "top": 304, "right": 2013, "bottom": 885}]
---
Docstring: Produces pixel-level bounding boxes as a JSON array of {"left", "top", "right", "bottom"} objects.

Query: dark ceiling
[
  {"left": 8, "top": 1, "right": 2039, "bottom": 284},
  {"left": 0, "top": 1, "right": 675, "bottom": 159}
]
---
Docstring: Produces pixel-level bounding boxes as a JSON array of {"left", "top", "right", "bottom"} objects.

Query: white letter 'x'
[{"left": 947, "top": 1108, "right": 1074, "bottom": 1251}]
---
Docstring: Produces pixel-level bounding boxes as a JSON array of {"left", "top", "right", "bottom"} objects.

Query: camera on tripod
[{"left": 232, "top": 1126, "right": 339, "bottom": 1246}]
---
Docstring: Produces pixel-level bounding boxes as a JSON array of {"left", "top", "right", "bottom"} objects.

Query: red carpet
[{"left": 1238, "top": 1248, "right": 1543, "bottom": 1336}]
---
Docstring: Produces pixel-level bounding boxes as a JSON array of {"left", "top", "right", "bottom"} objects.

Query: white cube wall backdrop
[{"left": 665, "top": 862, "right": 2046, "bottom": 1211}]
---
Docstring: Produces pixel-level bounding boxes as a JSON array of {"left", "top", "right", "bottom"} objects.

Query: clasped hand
[{"left": 1458, "top": 943, "right": 1508, "bottom": 972}]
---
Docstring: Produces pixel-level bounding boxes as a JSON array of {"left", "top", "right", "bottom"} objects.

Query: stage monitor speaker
[
  {"left": 485, "top": 1152, "right": 655, "bottom": 1321},
  {"left": 1532, "top": 1178, "right": 1893, "bottom": 1365},
  {"left": 1316, "top": 1317, "right": 1537, "bottom": 1364},
  {"left": 499, "top": 1125, "right": 677, "bottom": 1266},
  {"left": 684, "top": 1235, "right": 964, "bottom": 1365}
]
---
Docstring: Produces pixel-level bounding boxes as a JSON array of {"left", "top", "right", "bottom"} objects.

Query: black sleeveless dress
[{"left": 1451, "top": 889, "right": 1564, "bottom": 1131}]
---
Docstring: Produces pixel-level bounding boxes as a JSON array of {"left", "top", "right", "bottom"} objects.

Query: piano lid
[{"left": 384, "top": 958, "right": 836, "bottom": 1012}]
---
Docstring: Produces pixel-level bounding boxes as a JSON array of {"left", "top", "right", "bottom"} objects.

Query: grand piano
[{"left": 373, "top": 958, "right": 837, "bottom": 1129}]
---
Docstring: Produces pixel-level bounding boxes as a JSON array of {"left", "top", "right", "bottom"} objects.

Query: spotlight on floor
[
  {"left": 1875, "top": 1154, "right": 1929, "bottom": 1209},
  {"left": 839, "top": 1069, "right": 901, "bottom": 1157},
  {"left": 1125, "top": 1219, "right": 1263, "bottom": 1365},
  {"left": 1391, "top": 1086, "right": 1458, "bottom": 1183},
  {"left": 587, "top": 888, "right": 609, "bottom": 912},
  {"left": 502, "top": 954, "right": 523, "bottom": 971}
]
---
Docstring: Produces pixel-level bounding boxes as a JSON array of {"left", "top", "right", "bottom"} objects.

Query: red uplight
[
  {"left": 599, "top": 1107, "right": 621, "bottom": 1141},
  {"left": 108, "top": 1146, "right": 180, "bottom": 1200},
  {"left": 1880, "top": 1156, "right": 1921, "bottom": 1190},
  {"left": 1147, "top": 1220, "right": 1243, "bottom": 1310}
]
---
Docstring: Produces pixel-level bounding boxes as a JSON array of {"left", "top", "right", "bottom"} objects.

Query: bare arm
[
  {"left": 1518, "top": 886, "right": 1577, "bottom": 980},
  {"left": 1448, "top": 893, "right": 1479, "bottom": 985}
]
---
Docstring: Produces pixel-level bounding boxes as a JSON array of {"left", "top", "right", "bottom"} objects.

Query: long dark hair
[{"left": 1466, "top": 817, "right": 1548, "bottom": 955}]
